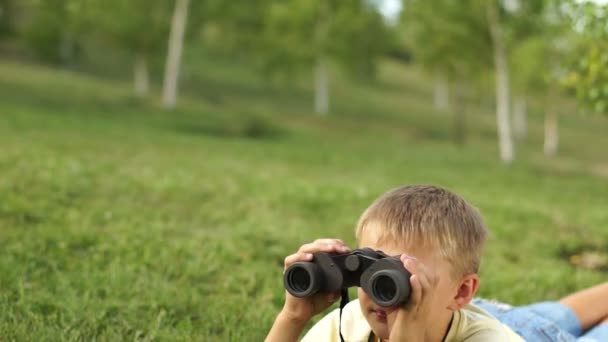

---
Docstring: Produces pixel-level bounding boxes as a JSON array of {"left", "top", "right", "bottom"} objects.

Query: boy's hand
[
  {"left": 280, "top": 238, "right": 351, "bottom": 323},
  {"left": 389, "top": 255, "right": 439, "bottom": 341}
]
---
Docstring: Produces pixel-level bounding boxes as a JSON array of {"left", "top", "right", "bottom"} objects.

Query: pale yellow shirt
[{"left": 301, "top": 299, "right": 524, "bottom": 342}]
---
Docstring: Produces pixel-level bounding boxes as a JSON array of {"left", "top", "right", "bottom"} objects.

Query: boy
[{"left": 266, "top": 185, "right": 608, "bottom": 341}]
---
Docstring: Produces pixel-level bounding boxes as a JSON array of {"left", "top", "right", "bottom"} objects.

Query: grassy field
[{"left": 1, "top": 55, "right": 607, "bottom": 341}]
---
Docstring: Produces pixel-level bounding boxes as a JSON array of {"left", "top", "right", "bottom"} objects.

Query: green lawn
[{"left": 0, "top": 56, "right": 607, "bottom": 341}]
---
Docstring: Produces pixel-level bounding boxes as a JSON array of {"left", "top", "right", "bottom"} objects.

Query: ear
[{"left": 446, "top": 273, "right": 479, "bottom": 311}]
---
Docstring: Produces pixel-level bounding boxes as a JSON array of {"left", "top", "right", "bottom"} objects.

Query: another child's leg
[{"left": 559, "top": 282, "right": 608, "bottom": 331}]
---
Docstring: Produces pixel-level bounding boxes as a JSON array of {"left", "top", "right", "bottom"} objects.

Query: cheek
[
  {"left": 386, "top": 311, "right": 398, "bottom": 329},
  {"left": 358, "top": 288, "right": 370, "bottom": 305},
  {"left": 438, "top": 280, "right": 459, "bottom": 302}
]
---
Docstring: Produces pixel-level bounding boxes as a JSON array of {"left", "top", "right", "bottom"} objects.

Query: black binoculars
[{"left": 283, "top": 248, "right": 412, "bottom": 307}]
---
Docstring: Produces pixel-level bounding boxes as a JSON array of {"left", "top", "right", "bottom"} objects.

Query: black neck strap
[{"left": 338, "top": 288, "right": 349, "bottom": 342}]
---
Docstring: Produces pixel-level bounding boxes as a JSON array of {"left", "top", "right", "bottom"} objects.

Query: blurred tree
[
  {"left": 92, "top": 0, "right": 173, "bottom": 98},
  {"left": 404, "top": 0, "right": 552, "bottom": 162},
  {"left": 562, "top": 1, "right": 608, "bottom": 116},
  {"left": 194, "top": 0, "right": 390, "bottom": 115},
  {"left": 510, "top": 0, "right": 574, "bottom": 156},
  {"left": 163, "top": 0, "right": 190, "bottom": 109},
  {"left": 485, "top": 0, "right": 515, "bottom": 164},
  {"left": 488, "top": 0, "right": 562, "bottom": 162},
  {"left": 510, "top": 35, "right": 542, "bottom": 142},
  {"left": 0, "top": 0, "right": 18, "bottom": 39},
  {"left": 245, "top": 0, "right": 390, "bottom": 115},
  {"left": 331, "top": 2, "right": 391, "bottom": 80},
  {"left": 22, "top": 0, "right": 90, "bottom": 65},
  {"left": 200, "top": 0, "right": 271, "bottom": 56},
  {"left": 401, "top": 0, "right": 491, "bottom": 144},
  {"left": 403, "top": 0, "right": 556, "bottom": 162}
]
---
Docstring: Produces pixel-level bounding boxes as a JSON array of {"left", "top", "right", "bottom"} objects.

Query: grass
[{"left": 0, "top": 53, "right": 607, "bottom": 341}]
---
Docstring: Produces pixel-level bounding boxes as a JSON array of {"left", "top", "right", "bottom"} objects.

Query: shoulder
[
  {"left": 302, "top": 299, "right": 372, "bottom": 342},
  {"left": 445, "top": 303, "right": 525, "bottom": 342}
]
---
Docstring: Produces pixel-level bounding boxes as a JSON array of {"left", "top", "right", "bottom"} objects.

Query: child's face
[{"left": 357, "top": 230, "right": 461, "bottom": 340}]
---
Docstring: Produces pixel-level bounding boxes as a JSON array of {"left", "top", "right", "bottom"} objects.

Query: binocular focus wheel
[{"left": 345, "top": 254, "right": 360, "bottom": 271}]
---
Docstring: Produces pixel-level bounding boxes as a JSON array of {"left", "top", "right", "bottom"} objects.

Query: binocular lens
[
  {"left": 366, "top": 268, "right": 410, "bottom": 307},
  {"left": 288, "top": 267, "right": 312, "bottom": 293},
  {"left": 372, "top": 274, "right": 397, "bottom": 302},
  {"left": 284, "top": 262, "right": 322, "bottom": 297}
]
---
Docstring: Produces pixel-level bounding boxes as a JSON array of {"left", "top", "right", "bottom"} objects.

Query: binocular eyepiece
[{"left": 283, "top": 248, "right": 411, "bottom": 307}]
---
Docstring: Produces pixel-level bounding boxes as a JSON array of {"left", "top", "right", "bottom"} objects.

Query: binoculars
[{"left": 283, "top": 248, "right": 412, "bottom": 307}]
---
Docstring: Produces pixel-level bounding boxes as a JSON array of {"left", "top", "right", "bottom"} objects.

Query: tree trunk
[
  {"left": 543, "top": 109, "right": 558, "bottom": 157},
  {"left": 314, "top": 55, "right": 329, "bottom": 115},
  {"left": 487, "top": 3, "right": 514, "bottom": 164},
  {"left": 134, "top": 53, "right": 150, "bottom": 97},
  {"left": 59, "top": 31, "right": 75, "bottom": 66},
  {"left": 313, "top": 1, "right": 330, "bottom": 116},
  {"left": 512, "top": 96, "right": 527, "bottom": 141},
  {"left": 434, "top": 71, "right": 449, "bottom": 111},
  {"left": 162, "top": 0, "right": 190, "bottom": 109},
  {"left": 452, "top": 79, "right": 467, "bottom": 144}
]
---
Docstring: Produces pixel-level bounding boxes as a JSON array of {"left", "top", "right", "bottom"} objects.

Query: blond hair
[{"left": 356, "top": 185, "right": 487, "bottom": 278}]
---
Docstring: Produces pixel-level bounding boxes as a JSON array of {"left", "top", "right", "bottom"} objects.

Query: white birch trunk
[
  {"left": 313, "top": 1, "right": 330, "bottom": 116},
  {"left": 487, "top": 4, "right": 514, "bottom": 164},
  {"left": 134, "top": 53, "right": 150, "bottom": 97},
  {"left": 543, "top": 110, "right": 558, "bottom": 157},
  {"left": 162, "top": 0, "right": 190, "bottom": 109},
  {"left": 512, "top": 96, "right": 527, "bottom": 140},
  {"left": 314, "top": 56, "right": 329, "bottom": 115},
  {"left": 434, "top": 71, "right": 449, "bottom": 111}
]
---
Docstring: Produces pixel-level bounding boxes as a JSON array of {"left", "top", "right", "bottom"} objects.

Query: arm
[{"left": 265, "top": 311, "right": 309, "bottom": 342}]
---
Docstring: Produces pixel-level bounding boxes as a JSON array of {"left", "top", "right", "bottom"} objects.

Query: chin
[
  {"left": 371, "top": 326, "right": 390, "bottom": 340},
  {"left": 365, "top": 313, "right": 391, "bottom": 340}
]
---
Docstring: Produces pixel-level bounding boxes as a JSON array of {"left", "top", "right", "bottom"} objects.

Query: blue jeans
[{"left": 473, "top": 298, "right": 608, "bottom": 341}]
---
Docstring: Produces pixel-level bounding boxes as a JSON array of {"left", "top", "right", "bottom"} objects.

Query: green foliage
[
  {"left": 562, "top": 2, "right": 608, "bottom": 115},
  {"left": 21, "top": 0, "right": 90, "bottom": 64},
  {"left": 17, "top": 0, "right": 173, "bottom": 65},
  {"left": 252, "top": 0, "right": 320, "bottom": 78},
  {"left": 330, "top": 1, "right": 391, "bottom": 79},
  {"left": 565, "top": 42, "right": 608, "bottom": 114},
  {"left": 401, "top": 0, "right": 492, "bottom": 78},
  {"left": 402, "top": 0, "right": 558, "bottom": 93},
  {"left": 509, "top": 0, "right": 573, "bottom": 96},
  {"left": 229, "top": 0, "right": 392, "bottom": 81},
  {"left": 0, "top": 0, "right": 17, "bottom": 38},
  {"left": 201, "top": 0, "right": 271, "bottom": 54},
  {"left": 90, "top": 0, "right": 173, "bottom": 57},
  {"left": 501, "top": 0, "right": 546, "bottom": 41}
]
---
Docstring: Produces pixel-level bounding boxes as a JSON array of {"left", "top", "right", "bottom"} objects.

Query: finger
[
  {"left": 402, "top": 258, "right": 430, "bottom": 305},
  {"left": 299, "top": 241, "right": 349, "bottom": 254},
  {"left": 409, "top": 274, "right": 423, "bottom": 308},
  {"left": 284, "top": 252, "right": 313, "bottom": 268},
  {"left": 411, "top": 258, "right": 439, "bottom": 286},
  {"left": 314, "top": 238, "right": 345, "bottom": 245},
  {"left": 313, "top": 238, "right": 349, "bottom": 251},
  {"left": 402, "top": 255, "right": 433, "bottom": 290}
]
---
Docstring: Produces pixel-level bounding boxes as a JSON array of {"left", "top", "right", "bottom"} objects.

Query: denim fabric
[
  {"left": 472, "top": 298, "right": 608, "bottom": 342},
  {"left": 578, "top": 324, "right": 608, "bottom": 342}
]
